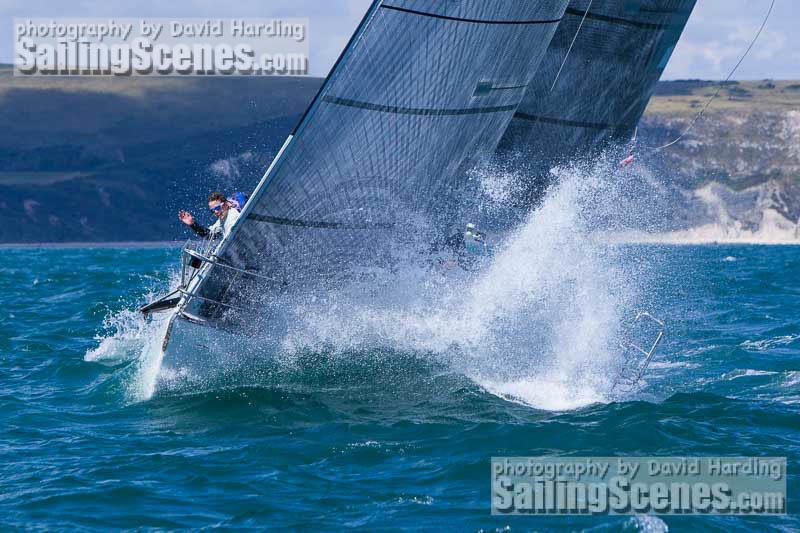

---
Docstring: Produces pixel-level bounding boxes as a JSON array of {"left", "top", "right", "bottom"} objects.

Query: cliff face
[
  {"left": 631, "top": 80, "right": 800, "bottom": 242},
  {"left": 2, "top": 71, "right": 799, "bottom": 243}
]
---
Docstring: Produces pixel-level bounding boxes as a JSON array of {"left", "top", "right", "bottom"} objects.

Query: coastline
[{"left": 0, "top": 241, "right": 183, "bottom": 249}]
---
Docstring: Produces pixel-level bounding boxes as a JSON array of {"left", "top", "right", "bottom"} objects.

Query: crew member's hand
[{"left": 178, "top": 210, "right": 195, "bottom": 226}]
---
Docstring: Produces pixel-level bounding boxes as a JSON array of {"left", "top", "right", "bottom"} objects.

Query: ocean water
[
  {"left": 3, "top": 240, "right": 798, "bottom": 530},
  {"left": 4, "top": 158, "right": 800, "bottom": 530}
]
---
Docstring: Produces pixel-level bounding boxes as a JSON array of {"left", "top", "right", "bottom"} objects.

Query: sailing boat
[{"left": 146, "top": 0, "right": 697, "bottom": 379}]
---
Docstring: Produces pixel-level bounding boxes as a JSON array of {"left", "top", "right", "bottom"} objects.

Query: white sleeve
[
  {"left": 228, "top": 207, "right": 241, "bottom": 226},
  {"left": 209, "top": 219, "right": 223, "bottom": 236},
  {"left": 223, "top": 208, "right": 241, "bottom": 237}
]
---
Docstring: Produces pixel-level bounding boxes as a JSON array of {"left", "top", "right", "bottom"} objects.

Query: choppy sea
[{"left": 2, "top": 239, "right": 798, "bottom": 530}]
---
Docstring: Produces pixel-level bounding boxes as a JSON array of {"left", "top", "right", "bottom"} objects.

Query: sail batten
[
  {"left": 563, "top": 6, "right": 684, "bottom": 30},
  {"left": 514, "top": 112, "right": 634, "bottom": 132},
  {"left": 380, "top": 4, "right": 564, "bottom": 25},
  {"left": 248, "top": 213, "right": 394, "bottom": 230},
  {"left": 322, "top": 96, "right": 518, "bottom": 116}
]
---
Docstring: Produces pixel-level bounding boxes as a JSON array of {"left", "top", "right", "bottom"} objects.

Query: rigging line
[
  {"left": 650, "top": 0, "right": 775, "bottom": 152},
  {"left": 549, "top": 0, "right": 594, "bottom": 93}
]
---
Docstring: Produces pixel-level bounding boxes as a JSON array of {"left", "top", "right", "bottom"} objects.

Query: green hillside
[
  {"left": 1, "top": 71, "right": 322, "bottom": 242},
  {"left": 4, "top": 72, "right": 798, "bottom": 243},
  {"left": 647, "top": 79, "right": 800, "bottom": 115}
]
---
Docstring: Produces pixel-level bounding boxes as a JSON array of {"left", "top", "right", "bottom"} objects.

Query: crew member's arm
[
  {"left": 190, "top": 222, "right": 211, "bottom": 238},
  {"left": 179, "top": 210, "right": 211, "bottom": 238}
]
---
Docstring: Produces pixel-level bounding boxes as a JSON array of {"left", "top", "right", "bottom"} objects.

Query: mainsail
[
  {"left": 186, "top": 0, "right": 571, "bottom": 324},
  {"left": 497, "top": 0, "right": 697, "bottom": 169}
]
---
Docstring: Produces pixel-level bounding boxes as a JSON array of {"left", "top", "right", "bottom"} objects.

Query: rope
[
  {"left": 649, "top": 0, "right": 776, "bottom": 152},
  {"left": 549, "top": 0, "right": 594, "bottom": 93}
]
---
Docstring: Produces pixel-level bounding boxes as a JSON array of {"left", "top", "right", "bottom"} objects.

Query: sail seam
[
  {"left": 248, "top": 213, "right": 393, "bottom": 230},
  {"left": 323, "top": 96, "right": 516, "bottom": 116},
  {"left": 564, "top": 7, "right": 678, "bottom": 30},
  {"left": 381, "top": 4, "right": 563, "bottom": 25},
  {"left": 514, "top": 112, "right": 631, "bottom": 131}
]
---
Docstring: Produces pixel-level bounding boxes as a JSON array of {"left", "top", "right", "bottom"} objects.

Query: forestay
[{"left": 187, "top": 0, "right": 571, "bottom": 323}]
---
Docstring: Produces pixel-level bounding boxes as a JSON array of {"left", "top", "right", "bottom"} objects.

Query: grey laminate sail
[
  {"left": 187, "top": 0, "right": 571, "bottom": 323},
  {"left": 498, "top": 0, "right": 697, "bottom": 168}
]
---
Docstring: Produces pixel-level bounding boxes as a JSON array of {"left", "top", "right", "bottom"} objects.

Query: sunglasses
[{"left": 210, "top": 204, "right": 224, "bottom": 213}]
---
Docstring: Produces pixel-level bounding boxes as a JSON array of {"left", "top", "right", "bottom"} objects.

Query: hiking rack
[{"left": 610, "top": 311, "right": 666, "bottom": 394}]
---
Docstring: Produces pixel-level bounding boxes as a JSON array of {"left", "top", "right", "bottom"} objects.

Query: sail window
[{"left": 474, "top": 81, "right": 493, "bottom": 96}]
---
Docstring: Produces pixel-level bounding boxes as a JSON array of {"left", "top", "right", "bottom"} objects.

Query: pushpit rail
[{"left": 141, "top": 241, "right": 275, "bottom": 316}]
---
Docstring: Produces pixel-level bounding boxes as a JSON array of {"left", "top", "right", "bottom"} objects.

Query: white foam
[
  {"left": 782, "top": 371, "right": 800, "bottom": 387},
  {"left": 482, "top": 376, "right": 604, "bottom": 411},
  {"left": 626, "top": 515, "right": 669, "bottom": 533},
  {"left": 740, "top": 334, "right": 800, "bottom": 351},
  {"left": 101, "top": 161, "right": 647, "bottom": 409},
  {"left": 724, "top": 369, "right": 779, "bottom": 380},
  {"left": 85, "top": 306, "right": 171, "bottom": 402},
  {"left": 86, "top": 307, "right": 153, "bottom": 364}
]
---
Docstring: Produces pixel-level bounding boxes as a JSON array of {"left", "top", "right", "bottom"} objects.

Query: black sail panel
[{"left": 498, "top": 0, "right": 697, "bottom": 168}]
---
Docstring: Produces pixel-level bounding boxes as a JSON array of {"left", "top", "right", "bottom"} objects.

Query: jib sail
[{"left": 498, "top": 0, "right": 697, "bottom": 167}]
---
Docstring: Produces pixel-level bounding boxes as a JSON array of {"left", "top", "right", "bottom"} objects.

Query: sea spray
[
  {"left": 85, "top": 274, "right": 178, "bottom": 402},
  {"left": 456, "top": 163, "right": 637, "bottom": 409},
  {"left": 275, "top": 160, "right": 644, "bottom": 410}
]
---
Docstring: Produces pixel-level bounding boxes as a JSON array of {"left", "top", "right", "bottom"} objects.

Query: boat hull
[
  {"left": 158, "top": 311, "right": 246, "bottom": 385},
  {"left": 157, "top": 301, "right": 290, "bottom": 388}
]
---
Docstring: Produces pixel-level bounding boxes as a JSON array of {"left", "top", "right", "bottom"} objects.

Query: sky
[{"left": 2, "top": 0, "right": 797, "bottom": 80}]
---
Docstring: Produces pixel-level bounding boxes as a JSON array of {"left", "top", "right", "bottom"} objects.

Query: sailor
[
  {"left": 464, "top": 223, "right": 487, "bottom": 256},
  {"left": 178, "top": 191, "right": 241, "bottom": 239}
]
